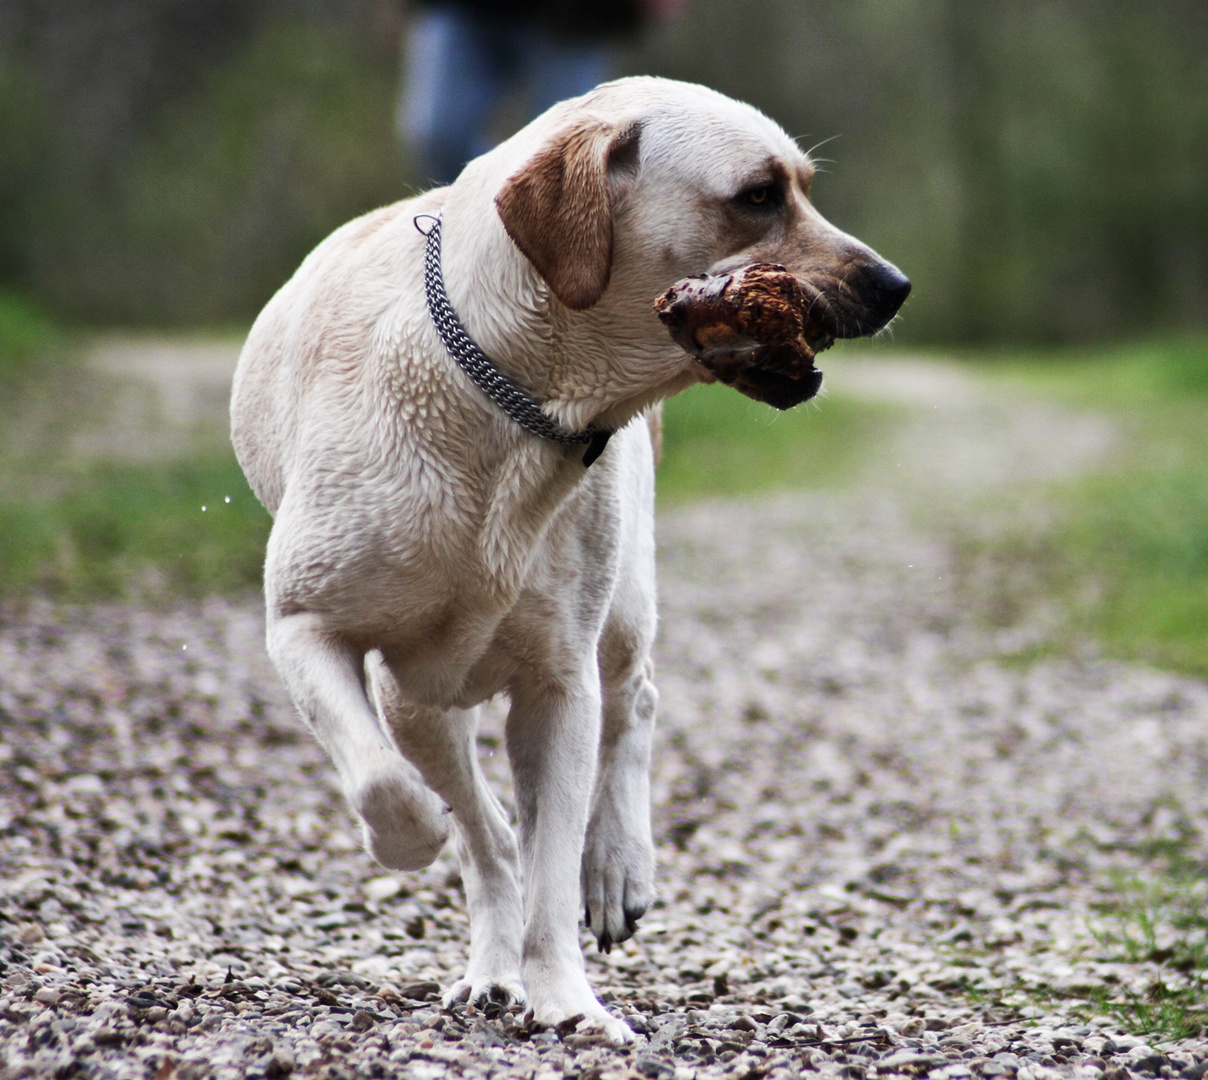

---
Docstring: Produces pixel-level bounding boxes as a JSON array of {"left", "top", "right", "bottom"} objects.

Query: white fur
[{"left": 231, "top": 76, "right": 880, "bottom": 1042}]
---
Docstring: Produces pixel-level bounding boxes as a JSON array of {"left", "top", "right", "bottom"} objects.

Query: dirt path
[{"left": 2, "top": 343, "right": 1206, "bottom": 1080}]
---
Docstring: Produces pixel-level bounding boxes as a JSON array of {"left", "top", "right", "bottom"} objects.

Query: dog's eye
[{"left": 737, "top": 184, "right": 778, "bottom": 210}]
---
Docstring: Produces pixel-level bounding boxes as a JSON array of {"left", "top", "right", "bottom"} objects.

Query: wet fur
[{"left": 231, "top": 76, "right": 906, "bottom": 1043}]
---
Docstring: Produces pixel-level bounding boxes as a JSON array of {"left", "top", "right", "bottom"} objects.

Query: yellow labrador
[{"left": 231, "top": 76, "right": 908, "bottom": 1042}]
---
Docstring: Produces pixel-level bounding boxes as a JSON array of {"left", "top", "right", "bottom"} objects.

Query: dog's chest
[
  {"left": 371, "top": 484, "right": 624, "bottom": 708},
  {"left": 374, "top": 561, "right": 608, "bottom": 707}
]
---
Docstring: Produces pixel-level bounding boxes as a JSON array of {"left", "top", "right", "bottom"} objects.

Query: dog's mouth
[{"left": 654, "top": 264, "right": 836, "bottom": 410}]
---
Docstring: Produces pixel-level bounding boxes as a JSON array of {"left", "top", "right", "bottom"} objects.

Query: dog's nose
[{"left": 866, "top": 261, "right": 912, "bottom": 319}]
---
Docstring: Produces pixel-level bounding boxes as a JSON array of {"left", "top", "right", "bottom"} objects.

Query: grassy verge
[
  {"left": 0, "top": 378, "right": 888, "bottom": 599},
  {"left": 963, "top": 336, "right": 1208, "bottom": 679},
  {"left": 0, "top": 310, "right": 273, "bottom": 601},
  {"left": 0, "top": 291, "right": 63, "bottom": 389},
  {"left": 1087, "top": 868, "right": 1208, "bottom": 1039},
  {"left": 656, "top": 379, "right": 898, "bottom": 503},
  {"left": 0, "top": 456, "right": 271, "bottom": 600}
]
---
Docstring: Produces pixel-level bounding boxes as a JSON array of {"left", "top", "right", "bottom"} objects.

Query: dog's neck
[{"left": 438, "top": 169, "right": 699, "bottom": 437}]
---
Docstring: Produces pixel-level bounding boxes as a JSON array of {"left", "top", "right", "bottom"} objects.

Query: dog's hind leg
[
  {"left": 266, "top": 613, "right": 450, "bottom": 871},
  {"left": 367, "top": 654, "right": 526, "bottom": 1010},
  {"left": 582, "top": 433, "right": 659, "bottom": 953}
]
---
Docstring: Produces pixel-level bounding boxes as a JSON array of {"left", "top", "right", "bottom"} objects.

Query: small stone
[
  {"left": 364, "top": 877, "right": 403, "bottom": 903},
  {"left": 881, "top": 1051, "right": 947, "bottom": 1070},
  {"left": 266, "top": 1049, "right": 295, "bottom": 1078},
  {"left": 397, "top": 981, "right": 441, "bottom": 1002}
]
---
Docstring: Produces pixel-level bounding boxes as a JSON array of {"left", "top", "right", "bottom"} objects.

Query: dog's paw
[
  {"left": 442, "top": 976, "right": 526, "bottom": 1012},
  {"left": 352, "top": 754, "right": 451, "bottom": 871},
  {"left": 581, "top": 819, "right": 655, "bottom": 953},
  {"left": 528, "top": 1002, "right": 635, "bottom": 1046}
]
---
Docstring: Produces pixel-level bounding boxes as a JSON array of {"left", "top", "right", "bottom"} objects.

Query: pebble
[{"left": 2, "top": 476, "right": 1208, "bottom": 1079}]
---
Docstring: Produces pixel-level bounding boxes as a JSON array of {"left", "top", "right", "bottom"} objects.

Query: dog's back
[{"left": 231, "top": 196, "right": 441, "bottom": 518}]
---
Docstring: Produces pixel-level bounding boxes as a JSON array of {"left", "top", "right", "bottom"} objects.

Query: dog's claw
[
  {"left": 624, "top": 905, "right": 644, "bottom": 935},
  {"left": 444, "top": 977, "right": 525, "bottom": 1013}
]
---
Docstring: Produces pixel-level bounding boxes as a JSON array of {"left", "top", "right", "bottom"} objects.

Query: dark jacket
[{"left": 426, "top": 0, "right": 644, "bottom": 41}]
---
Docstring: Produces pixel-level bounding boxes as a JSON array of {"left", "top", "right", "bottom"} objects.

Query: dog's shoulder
[{"left": 232, "top": 194, "right": 448, "bottom": 511}]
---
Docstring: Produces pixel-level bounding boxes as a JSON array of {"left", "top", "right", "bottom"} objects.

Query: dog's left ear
[{"left": 496, "top": 118, "right": 641, "bottom": 311}]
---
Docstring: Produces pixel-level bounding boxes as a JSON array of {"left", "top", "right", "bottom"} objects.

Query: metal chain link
[{"left": 418, "top": 214, "right": 612, "bottom": 464}]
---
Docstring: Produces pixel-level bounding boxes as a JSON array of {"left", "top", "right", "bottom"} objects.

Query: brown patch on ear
[{"left": 495, "top": 119, "right": 638, "bottom": 310}]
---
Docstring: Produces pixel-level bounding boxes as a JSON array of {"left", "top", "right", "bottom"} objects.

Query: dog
[{"left": 230, "top": 76, "right": 909, "bottom": 1042}]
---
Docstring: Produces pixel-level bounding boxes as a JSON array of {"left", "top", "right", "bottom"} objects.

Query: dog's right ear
[{"left": 495, "top": 119, "right": 641, "bottom": 311}]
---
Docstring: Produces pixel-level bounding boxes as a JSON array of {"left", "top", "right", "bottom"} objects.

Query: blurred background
[
  {"left": 1, "top": 0, "right": 1206, "bottom": 339},
  {"left": 3, "top": 4, "right": 1207, "bottom": 1043},
  {"left": 0, "top": 0, "right": 1205, "bottom": 680}
]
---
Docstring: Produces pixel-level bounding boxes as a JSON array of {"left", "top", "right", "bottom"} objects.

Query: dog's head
[{"left": 485, "top": 77, "right": 909, "bottom": 414}]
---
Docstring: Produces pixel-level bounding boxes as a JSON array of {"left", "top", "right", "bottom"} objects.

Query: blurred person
[{"left": 398, "top": 0, "right": 685, "bottom": 185}]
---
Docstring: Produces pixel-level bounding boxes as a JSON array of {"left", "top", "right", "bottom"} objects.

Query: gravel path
[{"left": 3, "top": 357, "right": 1208, "bottom": 1080}]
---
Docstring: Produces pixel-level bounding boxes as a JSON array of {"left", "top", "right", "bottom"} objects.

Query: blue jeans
[{"left": 399, "top": 4, "right": 613, "bottom": 185}]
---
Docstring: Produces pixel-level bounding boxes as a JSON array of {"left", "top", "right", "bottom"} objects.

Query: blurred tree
[
  {"left": 0, "top": 0, "right": 404, "bottom": 324},
  {"left": 0, "top": 0, "right": 1205, "bottom": 341},
  {"left": 642, "top": 0, "right": 1208, "bottom": 342}
]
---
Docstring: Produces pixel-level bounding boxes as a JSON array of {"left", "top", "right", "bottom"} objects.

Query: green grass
[
  {"left": 1062, "top": 466, "right": 1208, "bottom": 676},
  {"left": 986, "top": 335, "right": 1208, "bottom": 406},
  {"left": 0, "top": 455, "right": 270, "bottom": 600},
  {"left": 0, "top": 381, "right": 886, "bottom": 599},
  {"left": 1087, "top": 871, "right": 1208, "bottom": 1040},
  {"left": 656, "top": 380, "right": 897, "bottom": 503},
  {"left": 957, "top": 835, "right": 1208, "bottom": 1039},
  {"left": 966, "top": 336, "right": 1208, "bottom": 679},
  {"left": 0, "top": 291, "right": 64, "bottom": 388}
]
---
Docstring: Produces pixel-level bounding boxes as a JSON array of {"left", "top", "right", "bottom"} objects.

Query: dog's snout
[
  {"left": 865, "top": 261, "right": 911, "bottom": 320},
  {"left": 827, "top": 259, "right": 911, "bottom": 338}
]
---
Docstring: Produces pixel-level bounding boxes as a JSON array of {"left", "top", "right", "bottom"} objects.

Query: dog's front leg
[
  {"left": 367, "top": 656, "right": 525, "bottom": 1010},
  {"left": 506, "top": 671, "right": 633, "bottom": 1044},
  {"left": 266, "top": 613, "right": 450, "bottom": 871}
]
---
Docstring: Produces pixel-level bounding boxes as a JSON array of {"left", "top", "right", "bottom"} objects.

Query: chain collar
[{"left": 415, "top": 214, "right": 613, "bottom": 468}]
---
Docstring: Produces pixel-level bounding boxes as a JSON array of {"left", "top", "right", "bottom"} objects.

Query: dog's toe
[
  {"left": 443, "top": 976, "right": 526, "bottom": 1012},
  {"left": 526, "top": 1003, "right": 634, "bottom": 1046},
  {"left": 584, "top": 872, "right": 652, "bottom": 952},
  {"left": 441, "top": 980, "right": 471, "bottom": 1010}
]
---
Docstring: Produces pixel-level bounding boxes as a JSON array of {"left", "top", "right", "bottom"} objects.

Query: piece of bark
[{"left": 654, "top": 264, "right": 831, "bottom": 409}]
